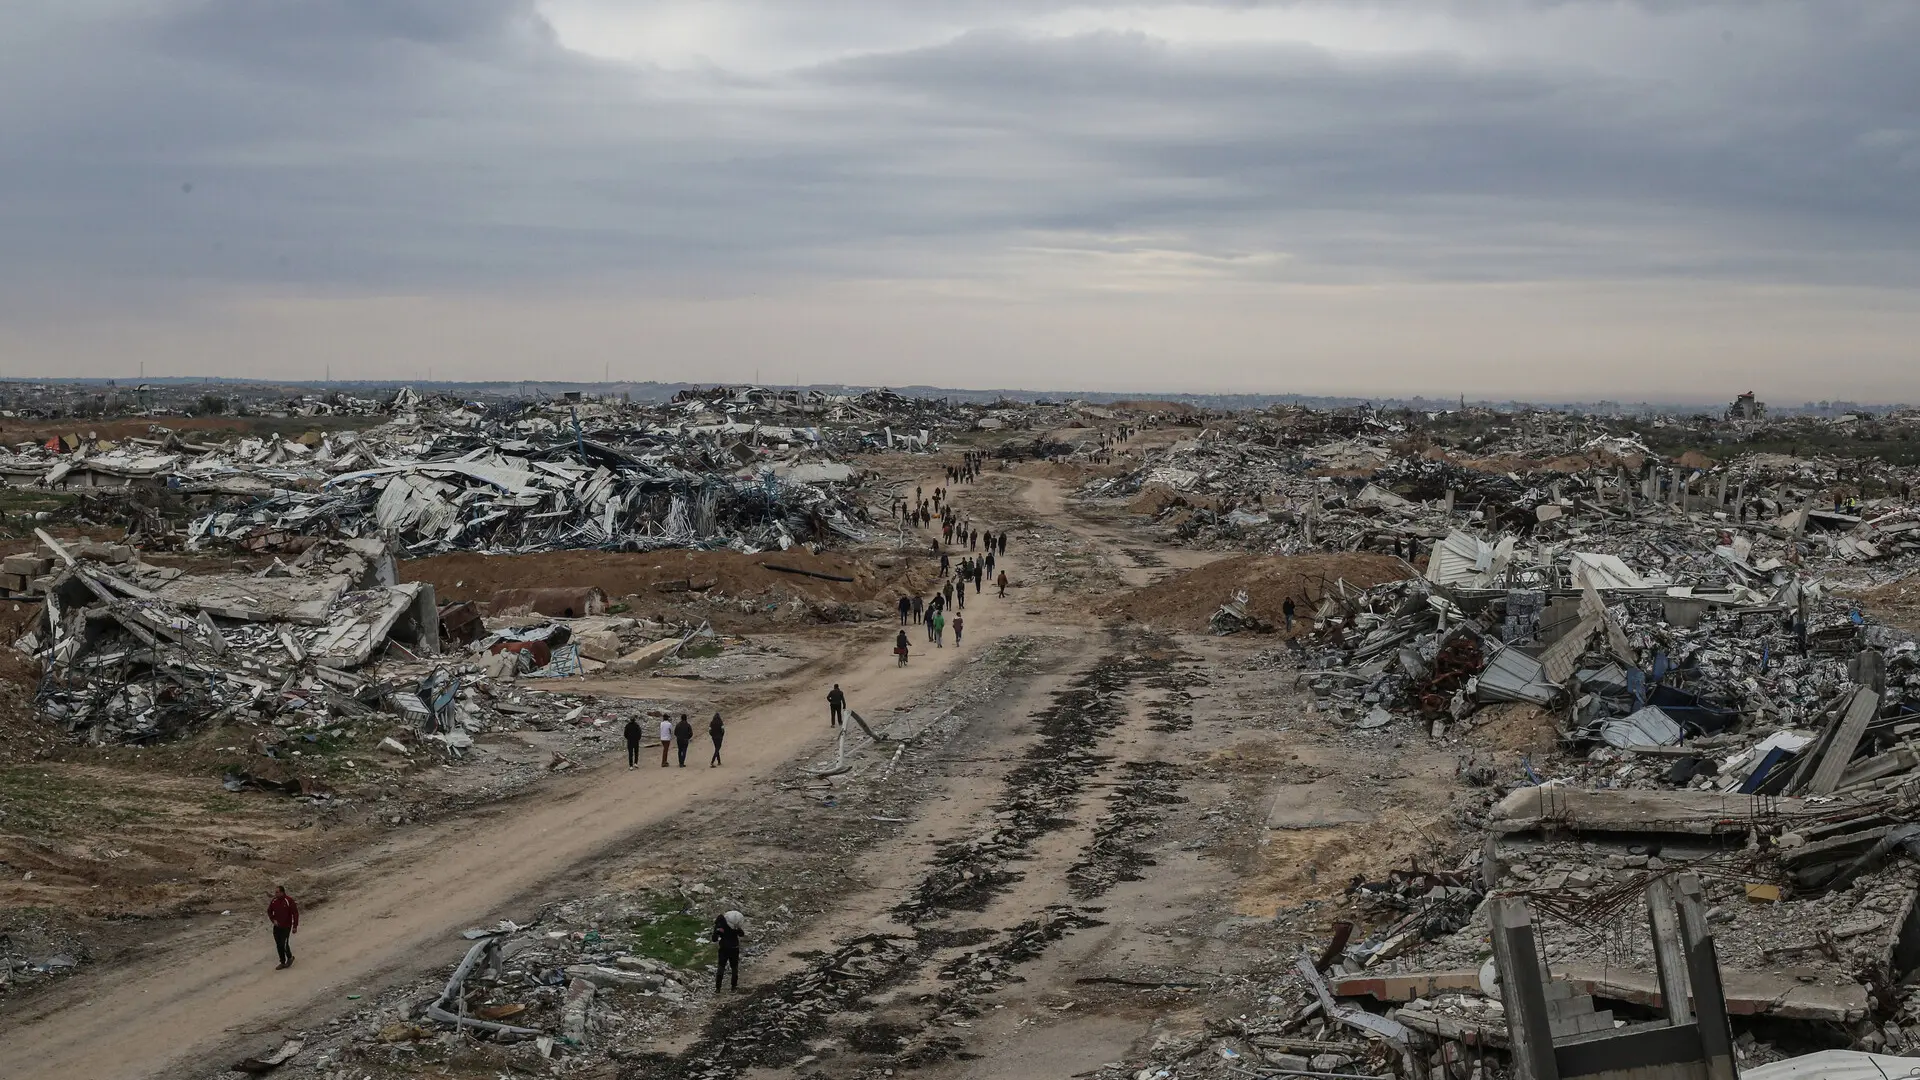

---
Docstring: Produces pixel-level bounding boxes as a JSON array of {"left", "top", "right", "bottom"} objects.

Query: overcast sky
[{"left": 1, "top": 1, "right": 1915, "bottom": 400}]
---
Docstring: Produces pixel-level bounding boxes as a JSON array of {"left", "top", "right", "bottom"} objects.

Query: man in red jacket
[{"left": 268, "top": 886, "right": 299, "bottom": 969}]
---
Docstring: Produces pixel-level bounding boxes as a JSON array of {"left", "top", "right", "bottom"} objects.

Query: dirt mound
[
  {"left": 403, "top": 548, "right": 930, "bottom": 609},
  {"left": 1102, "top": 553, "right": 1412, "bottom": 631},
  {"left": 1850, "top": 574, "right": 1920, "bottom": 636}
]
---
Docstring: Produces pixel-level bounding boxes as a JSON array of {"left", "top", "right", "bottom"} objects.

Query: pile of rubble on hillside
[
  {"left": 11, "top": 531, "right": 728, "bottom": 753},
  {"left": 0, "top": 386, "right": 1143, "bottom": 558}
]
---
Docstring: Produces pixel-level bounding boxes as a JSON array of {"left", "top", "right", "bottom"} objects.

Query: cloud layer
[{"left": 1, "top": 2, "right": 1916, "bottom": 395}]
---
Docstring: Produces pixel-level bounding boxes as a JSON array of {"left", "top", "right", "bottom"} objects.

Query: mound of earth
[
  {"left": 403, "top": 548, "right": 929, "bottom": 610},
  {"left": 1102, "top": 553, "right": 1412, "bottom": 631}
]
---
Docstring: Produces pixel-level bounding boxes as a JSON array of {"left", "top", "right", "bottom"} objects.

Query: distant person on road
[
  {"left": 623, "top": 717, "right": 644, "bottom": 769},
  {"left": 895, "top": 629, "right": 911, "bottom": 666},
  {"left": 973, "top": 564, "right": 984, "bottom": 593},
  {"left": 714, "top": 911, "right": 745, "bottom": 992},
  {"left": 984, "top": 529, "right": 994, "bottom": 552},
  {"left": 674, "top": 714, "right": 695, "bottom": 767},
  {"left": 911, "top": 595, "right": 924, "bottom": 624},
  {"left": 269, "top": 885, "right": 298, "bottom": 970},
  {"left": 931, "top": 610, "right": 945, "bottom": 646},
  {"left": 940, "top": 552, "right": 950, "bottom": 576},
  {"left": 997, "top": 570, "right": 1008, "bottom": 597},
  {"left": 953, "top": 613, "right": 963, "bottom": 646},
  {"left": 942, "top": 581, "right": 953, "bottom": 608},
  {"left": 1283, "top": 597, "right": 1296, "bottom": 633},
  {"left": 897, "top": 595, "right": 910, "bottom": 626},
  {"left": 709, "top": 712, "right": 725, "bottom": 767},
  {"left": 985, "top": 551, "right": 995, "bottom": 576},
  {"left": 659, "top": 715, "right": 674, "bottom": 767},
  {"left": 955, "top": 578, "right": 965, "bottom": 609},
  {"left": 827, "top": 684, "right": 846, "bottom": 727},
  {"left": 998, "top": 533, "right": 1007, "bottom": 555}
]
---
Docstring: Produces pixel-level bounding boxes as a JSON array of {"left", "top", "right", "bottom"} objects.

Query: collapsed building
[{"left": 1072, "top": 404, "right": 1920, "bottom": 1077}]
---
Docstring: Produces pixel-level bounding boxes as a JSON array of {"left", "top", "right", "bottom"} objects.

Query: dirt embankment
[
  {"left": 1101, "top": 552, "right": 1412, "bottom": 631},
  {"left": 403, "top": 548, "right": 936, "bottom": 612},
  {"left": 0, "top": 414, "right": 376, "bottom": 447}
]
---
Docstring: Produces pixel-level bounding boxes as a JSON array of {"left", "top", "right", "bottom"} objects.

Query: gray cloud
[{"left": 0, "top": 1, "right": 1915, "bottom": 390}]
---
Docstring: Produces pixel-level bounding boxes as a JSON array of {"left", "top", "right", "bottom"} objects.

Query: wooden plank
[{"left": 1807, "top": 689, "right": 1880, "bottom": 795}]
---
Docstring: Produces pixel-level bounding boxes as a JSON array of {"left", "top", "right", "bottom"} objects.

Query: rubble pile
[{"left": 13, "top": 530, "right": 709, "bottom": 750}]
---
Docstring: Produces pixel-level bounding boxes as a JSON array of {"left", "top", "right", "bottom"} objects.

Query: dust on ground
[
  {"left": 403, "top": 548, "right": 940, "bottom": 631},
  {"left": 1099, "top": 551, "right": 1412, "bottom": 631}
]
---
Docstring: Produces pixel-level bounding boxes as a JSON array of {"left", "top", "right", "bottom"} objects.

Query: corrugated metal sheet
[
  {"left": 1598, "top": 706, "right": 1683, "bottom": 748},
  {"left": 1478, "top": 644, "right": 1560, "bottom": 705}
]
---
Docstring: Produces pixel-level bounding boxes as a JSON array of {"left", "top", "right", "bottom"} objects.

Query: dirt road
[
  {"left": 0, "top": 472, "right": 1199, "bottom": 1079},
  {"left": 0, "top": 513, "right": 1077, "bottom": 1080}
]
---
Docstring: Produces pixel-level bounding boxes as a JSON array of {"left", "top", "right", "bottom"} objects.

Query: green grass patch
[
  {"left": 0, "top": 766, "right": 153, "bottom": 835},
  {"left": 0, "top": 489, "right": 78, "bottom": 516},
  {"left": 629, "top": 895, "right": 712, "bottom": 969}
]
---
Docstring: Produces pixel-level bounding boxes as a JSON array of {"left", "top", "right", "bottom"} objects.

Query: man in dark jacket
[
  {"left": 269, "top": 886, "right": 299, "bottom": 970},
  {"left": 827, "top": 684, "right": 846, "bottom": 727},
  {"left": 998, "top": 533, "right": 1007, "bottom": 555},
  {"left": 623, "top": 717, "right": 643, "bottom": 769},
  {"left": 709, "top": 713, "right": 725, "bottom": 767},
  {"left": 714, "top": 911, "right": 745, "bottom": 992},
  {"left": 1283, "top": 597, "right": 1296, "bottom": 633},
  {"left": 674, "top": 714, "right": 695, "bottom": 767}
]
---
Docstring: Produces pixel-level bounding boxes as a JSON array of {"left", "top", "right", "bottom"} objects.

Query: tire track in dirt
[{"left": 640, "top": 630, "right": 1205, "bottom": 1079}]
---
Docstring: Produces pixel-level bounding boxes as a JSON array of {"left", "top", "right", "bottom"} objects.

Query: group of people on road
[
  {"left": 624, "top": 711, "right": 726, "bottom": 769},
  {"left": 892, "top": 477, "right": 1013, "bottom": 666}
]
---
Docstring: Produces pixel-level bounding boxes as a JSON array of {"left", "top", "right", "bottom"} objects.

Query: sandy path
[{"left": 0, "top": 485, "right": 1061, "bottom": 1080}]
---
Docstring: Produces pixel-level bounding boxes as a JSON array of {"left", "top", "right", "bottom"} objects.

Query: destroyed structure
[
  {"left": 1063, "top": 401, "right": 1920, "bottom": 1078},
  {"left": 13, "top": 387, "right": 1920, "bottom": 1078}
]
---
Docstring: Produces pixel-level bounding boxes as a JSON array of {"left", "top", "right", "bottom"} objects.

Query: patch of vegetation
[
  {"left": 0, "top": 767, "right": 155, "bottom": 836},
  {"left": 629, "top": 895, "right": 712, "bottom": 969},
  {"left": 0, "top": 489, "right": 78, "bottom": 516},
  {"left": 678, "top": 640, "right": 724, "bottom": 660}
]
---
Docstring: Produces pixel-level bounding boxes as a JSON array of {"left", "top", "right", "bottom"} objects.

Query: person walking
[
  {"left": 898, "top": 595, "right": 910, "bottom": 626},
  {"left": 952, "top": 613, "right": 963, "bottom": 646},
  {"left": 998, "top": 532, "right": 1007, "bottom": 555},
  {"left": 911, "top": 595, "right": 924, "bottom": 624},
  {"left": 939, "top": 552, "right": 950, "bottom": 576},
  {"left": 985, "top": 551, "right": 995, "bottom": 576},
  {"left": 709, "top": 712, "right": 725, "bottom": 767},
  {"left": 973, "top": 563, "right": 984, "bottom": 593},
  {"left": 659, "top": 715, "right": 674, "bottom": 767},
  {"left": 1283, "top": 597, "right": 1296, "bottom": 633},
  {"left": 827, "top": 684, "right": 846, "bottom": 727},
  {"left": 955, "top": 578, "right": 965, "bottom": 609},
  {"left": 674, "top": 714, "right": 695, "bottom": 767},
  {"left": 895, "top": 628, "right": 911, "bottom": 666},
  {"left": 942, "top": 580, "right": 953, "bottom": 608},
  {"left": 623, "top": 716, "right": 643, "bottom": 769},
  {"left": 984, "top": 529, "right": 994, "bottom": 552},
  {"left": 997, "top": 570, "right": 1008, "bottom": 597},
  {"left": 714, "top": 911, "right": 745, "bottom": 992},
  {"left": 931, "top": 609, "right": 945, "bottom": 647},
  {"left": 268, "top": 885, "right": 299, "bottom": 970}
]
